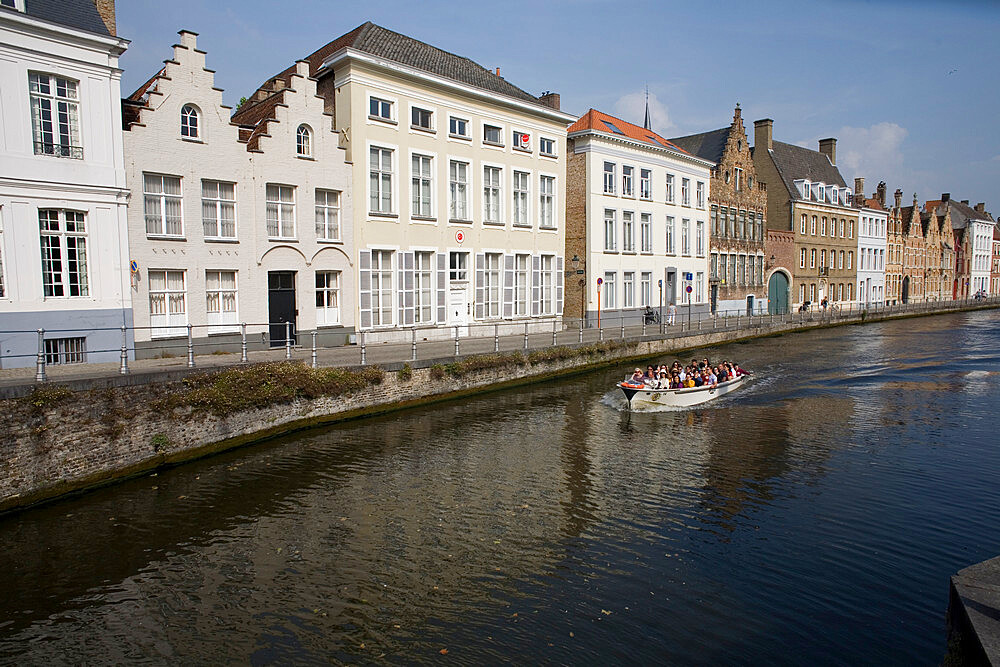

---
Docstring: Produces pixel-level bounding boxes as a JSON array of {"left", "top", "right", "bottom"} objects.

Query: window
[
  {"left": 681, "top": 178, "right": 690, "bottom": 206},
  {"left": 39, "top": 210, "right": 88, "bottom": 297},
  {"left": 641, "top": 272, "right": 651, "bottom": 307},
  {"left": 202, "top": 180, "right": 236, "bottom": 239},
  {"left": 539, "top": 137, "right": 556, "bottom": 156},
  {"left": 748, "top": 255, "right": 756, "bottom": 284},
  {"left": 810, "top": 248, "right": 816, "bottom": 268},
  {"left": 206, "top": 270, "right": 238, "bottom": 330},
  {"left": 296, "top": 124, "right": 311, "bottom": 156},
  {"left": 738, "top": 255, "right": 746, "bottom": 285},
  {"left": 800, "top": 214, "right": 807, "bottom": 235},
  {"left": 449, "top": 161, "right": 470, "bottom": 221},
  {"left": 800, "top": 283, "right": 805, "bottom": 304},
  {"left": 371, "top": 249, "right": 394, "bottom": 326},
  {"left": 696, "top": 272, "right": 704, "bottom": 302},
  {"left": 846, "top": 220, "right": 852, "bottom": 238},
  {"left": 734, "top": 168, "right": 742, "bottom": 192},
  {"left": 513, "top": 130, "right": 530, "bottom": 150},
  {"left": 603, "top": 162, "right": 616, "bottom": 194},
  {"left": 411, "top": 154, "right": 433, "bottom": 217},
  {"left": 820, "top": 250, "right": 826, "bottom": 268},
  {"left": 1, "top": 0, "right": 25, "bottom": 11},
  {"left": 315, "top": 189, "right": 340, "bottom": 241},
  {"left": 811, "top": 283, "right": 817, "bottom": 302},
  {"left": 666, "top": 216, "right": 675, "bottom": 255},
  {"left": 449, "top": 251, "right": 468, "bottom": 281},
  {"left": 484, "top": 166, "right": 503, "bottom": 224},
  {"left": 44, "top": 337, "right": 85, "bottom": 364},
  {"left": 513, "top": 171, "right": 530, "bottom": 227},
  {"left": 711, "top": 253, "right": 719, "bottom": 280},
  {"left": 622, "top": 166, "right": 634, "bottom": 197},
  {"left": 634, "top": 168, "right": 651, "bottom": 200},
  {"left": 622, "top": 211, "right": 635, "bottom": 252},
  {"left": 411, "top": 106, "right": 433, "bottom": 130},
  {"left": 369, "top": 146, "right": 393, "bottom": 214},
  {"left": 604, "top": 209, "right": 616, "bottom": 251},
  {"left": 484, "top": 253, "right": 502, "bottom": 318},
  {"left": 696, "top": 220, "right": 705, "bottom": 256},
  {"left": 449, "top": 116, "right": 469, "bottom": 138},
  {"left": 370, "top": 96, "right": 393, "bottom": 121},
  {"left": 748, "top": 212, "right": 756, "bottom": 240},
  {"left": 266, "top": 184, "right": 296, "bottom": 238},
  {"left": 800, "top": 247, "right": 806, "bottom": 268},
  {"left": 0, "top": 227, "right": 4, "bottom": 298},
  {"left": 29, "top": 73, "right": 81, "bottom": 158},
  {"left": 665, "top": 174, "right": 675, "bottom": 203},
  {"left": 144, "top": 174, "right": 183, "bottom": 237},
  {"left": 810, "top": 216, "right": 817, "bottom": 235},
  {"left": 696, "top": 181, "right": 705, "bottom": 208},
  {"left": 148, "top": 269, "right": 186, "bottom": 337},
  {"left": 821, "top": 216, "right": 827, "bottom": 236},
  {"left": 541, "top": 255, "right": 554, "bottom": 314},
  {"left": 180, "top": 105, "right": 199, "bottom": 139},
  {"left": 315, "top": 271, "right": 340, "bottom": 326},
  {"left": 681, "top": 218, "right": 690, "bottom": 256},
  {"left": 415, "top": 251, "right": 434, "bottom": 323},
  {"left": 483, "top": 124, "right": 502, "bottom": 145},
  {"left": 640, "top": 213, "right": 652, "bottom": 253},
  {"left": 623, "top": 271, "right": 635, "bottom": 308},
  {"left": 515, "top": 254, "right": 529, "bottom": 316},
  {"left": 539, "top": 175, "right": 555, "bottom": 229},
  {"left": 603, "top": 272, "right": 616, "bottom": 309},
  {"left": 847, "top": 251, "right": 853, "bottom": 269},
  {"left": 711, "top": 206, "right": 719, "bottom": 237}
]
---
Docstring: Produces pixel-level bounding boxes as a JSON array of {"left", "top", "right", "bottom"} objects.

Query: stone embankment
[{"left": 1, "top": 301, "right": 996, "bottom": 514}]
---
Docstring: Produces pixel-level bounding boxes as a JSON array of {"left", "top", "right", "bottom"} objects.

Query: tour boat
[{"left": 617, "top": 374, "right": 747, "bottom": 409}]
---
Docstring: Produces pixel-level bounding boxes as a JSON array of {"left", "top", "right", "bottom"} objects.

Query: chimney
[
  {"left": 754, "top": 118, "right": 773, "bottom": 151},
  {"left": 733, "top": 103, "right": 742, "bottom": 122},
  {"left": 961, "top": 199, "right": 969, "bottom": 205},
  {"left": 854, "top": 177, "right": 864, "bottom": 200},
  {"left": 894, "top": 188, "right": 902, "bottom": 209},
  {"left": 93, "top": 0, "right": 116, "bottom": 36},
  {"left": 877, "top": 181, "right": 887, "bottom": 207},
  {"left": 818, "top": 138, "right": 837, "bottom": 166},
  {"left": 538, "top": 92, "right": 561, "bottom": 111},
  {"left": 974, "top": 202, "right": 986, "bottom": 213},
  {"left": 941, "top": 193, "right": 950, "bottom": 202},
  {"left": 495, "top": 67, "right": 500, "bottom": 77}
]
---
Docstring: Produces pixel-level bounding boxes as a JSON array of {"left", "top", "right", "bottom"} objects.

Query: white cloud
[
  {"left": 991, "top": 154, "right": 1000, "bottom": 162},
  {"left": 835, "top": 122, "right": 908, "bottom": 186},
  {"left": 613, "top": 91, "right": 672, "bottom": 133}
]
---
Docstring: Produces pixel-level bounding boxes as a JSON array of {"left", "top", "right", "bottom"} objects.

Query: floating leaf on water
[
  {"left": 439, "top": 648, "right": 448, "bottom": 655},
  {"left": 601, "top": 609, "right": 612, "bottom": 615}
]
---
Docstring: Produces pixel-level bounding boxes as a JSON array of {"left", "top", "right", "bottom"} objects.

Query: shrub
[
  {"left": 398, "top": 363, "right": 413, "bottom": 381},
  {"left": 429, "top": 364, "right": 446, "bottom": 380},
  {"left": 21, "top": 385, "right": 72, "bottom": 411}
]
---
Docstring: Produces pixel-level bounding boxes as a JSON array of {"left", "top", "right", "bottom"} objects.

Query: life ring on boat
[{"left": 621, "top": 382, "right": 645, "bottom": 389}]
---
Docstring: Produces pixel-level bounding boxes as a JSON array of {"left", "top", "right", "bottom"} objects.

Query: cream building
[
  {"left": 124, "top": 31, "right": 353, "bottom": 357},
  {"left": 564, "top": 109, "right": 713, "bottom": 325},
  {"left": 237, "top": 22, "right": 575, "bottom": 339}
]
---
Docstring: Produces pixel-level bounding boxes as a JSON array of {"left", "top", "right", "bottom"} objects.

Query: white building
[
  {"left": 565, "top": 109, "right": 714, "bottom": 325},
  {"left": 235, "top": 22, "right": 575, "bottom": 339},
  {"left": 854, "top": 180, "right": 887, "bottom": 306},
  {"left": 123, "top": 31, "right": 353, "bottom": 357},
  {"left": 0, "top": 0, "right": 131, "bottom": 368}
]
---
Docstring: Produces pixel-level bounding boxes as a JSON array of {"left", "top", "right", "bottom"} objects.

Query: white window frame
[
  {"left": 296, "top": 124, "right": 312, "bottom": 157},
  {"left": 483, "top": 123, "right": 503, "bottom": 147},
  {"left": 540, "top": 254, "right": 554, "bottom": 314},
  {"left": 315, "top": 270, "right": 341, "bottom": 326},
  {"left": 371, "top": 249, "right": 394, "bottom": 327},
  {"left": 483, "top": 164, "right": 503, "bottom": 225},
  {"left": 29, "top": 72, "right": 82, "bottom": 158},
  {"left": 696, "top": 220, "right": 705, "bottom": 256},
  {"left": 604, "top": 209, "right": 617, "bottom": 252},
  {"left": 623, "top": 271, "right": 635, "bottom": 308},
  {"left": 266, "top": 183, "right": 296, "bottom": 239},
  {"left": 411, "top": 153, "right": 434, "bottom": 218},
  {"left": 512, "top": 129, "right": 531, "bottom": 152},
  {"left": 39, "top": 209, "right": 88, "bottom": 297},
  {"left": 449, "top": 250, "right": 469, "bottom": 282},
  {"left": 640, "top": 213, "right": 652, "bottom": 253},
  {"left": 622, "top": 165, "right": 634, "bottom": 197},
  {"left": 181, "top": 104, "right": 200, "bottom": 139},
  {"left": 512, "top": 170, "right": 530, "bottom": 227},
  {"left": 369, "top": 95, "right": 394, "bottom": 122},
  {"left": 369, "top": 145, "right": 395, "bottom": 215},
  {"left": 604, "top": 162, "right": 616, "bottom": 195},
  {"left": 415, "top": 251, "right": 434, "bottom": 323},
  {"left": 696, "top": 181, "right": 705, "bottom": 208},
  {"left": 681, "top": 178, "right": 690, "bottom": 206},
  {"left": 483, "top": 252, "right": 502, "bottom": 318},
  {"left": 410, "top": 105, "right": 434, "bottom": 132},
  {"left": 622, "top": 211, "right": 635, "bottom": 253},
  {"left": 640, "top": 272, "right": 651, "bottom": 307},
  {"left": 449, "top": 160, "right": 470, "bottom": 221},
  {"left": 666, "top": 215, "right": 675, "bottom": 255},
  {"left": 665, "top": 173, "right": 675, "bottom": 203},
  {"left": 539, "top": 137, "right": 556, "bottom": 157},
  {"left": 539, "top": 175, "right": 556, "bottom": 230},
  {"left": 315, "top": 189, "right": 340, "bottom": 241},
  {"left": 681, "top": 218, "right": 690, "bottom": 256},
  {"left": 640, "top": 169, "right": 652, "bottom": 200},
  {"left": 514, "top": 253, "right": 529, "bottom": 316},
  {"left": 148, "top": 269, "right": 187, "bottom": 338},
  {"left": 603, "top": 272, "right": 616, "bottom": 309},
  {"left": 449, "top": 116, "right": 470, "bottom": 139},
  {"left": 202, "top": 180, "right": 237, "bottom": 240},
  {"left": 205, "top": 269, "right": 238, "bottom": 332},
  {"left": 143, "top": 173, "right": 184, "bottom": 237}
]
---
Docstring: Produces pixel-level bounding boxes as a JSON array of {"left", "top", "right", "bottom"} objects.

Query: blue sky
[{"left": 118, "top": 0, "right": 1000, "bottom": 213}]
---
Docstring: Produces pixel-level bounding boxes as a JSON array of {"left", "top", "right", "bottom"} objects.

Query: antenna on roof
[{"left": 643, "top": 85, "right": 651, "bottom": 131}]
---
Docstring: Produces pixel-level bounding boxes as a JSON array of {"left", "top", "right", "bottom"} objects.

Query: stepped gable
[
  {"left": 567, "top": 109, "right": 692, "bottom": 155},
  {"left": 6, "top": 0, "right": 110, "bottom": 36},
  {"left": 768, "top": 140, "right": 847, "bottom": 198},
  {"left": 667, "top": 127, "right": 731, "bottom": 163}
]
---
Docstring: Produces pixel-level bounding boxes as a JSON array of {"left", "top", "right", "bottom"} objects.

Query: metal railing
[{"left": 3, "top": 296, "right": 998, "bottom": 383}]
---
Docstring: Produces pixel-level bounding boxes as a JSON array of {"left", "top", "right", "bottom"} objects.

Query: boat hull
[{"left": 618, "top": 375, "right": 746, "bottom": 408}]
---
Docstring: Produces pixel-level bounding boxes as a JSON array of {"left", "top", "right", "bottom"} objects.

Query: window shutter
[
  {"left": 359, "top": 249, "right": 372, "bottom": 330},
  {"left": 531, "top": 254, "right": 541, "bottom": 316},
  {"left": 503, "top": 254, "right": 514, "bottom": 318},
  {"left": 556, "top": 256, "right": 564, "bottom": 315},
  {"left": 436, "top": 252, "right": 447, "bottom": 323},
  {"left": 397, "top": 251, "right": 414, "bottom": 327},
  {"left": 475, "top": 253, "right": 485, "bottom": 320}
]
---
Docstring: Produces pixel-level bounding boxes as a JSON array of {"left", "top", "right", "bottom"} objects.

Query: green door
[{"left": 768, "top": 272, "right": 789, "bottom": 314}]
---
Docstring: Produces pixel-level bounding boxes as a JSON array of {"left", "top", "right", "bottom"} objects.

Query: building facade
[
  {"left": 238, "top": 22, "right": 576, "bottom": 339},
  {"left": 124, "top": 32, "right": 353, "bottom": 357},
  {"left": 0, "top": 0, "right": 131, "bottom": 368},
  {"left": 854, "top": 179, "right": 888, "bottom": 307},
  {"left": 564, "top": 109, "right": 714, "bottom": 325},
  {"left": 936, "top": 196, "right": 995, "bottom": 297},
  {"left": 669, "top": 105, "right": 769, "bottom": 315},
  {"left": 992, "top": 224, "right": 1000, "bottom": 296},
  {"left": 752, "top": 120, "right": 859, "bottom": 309}
]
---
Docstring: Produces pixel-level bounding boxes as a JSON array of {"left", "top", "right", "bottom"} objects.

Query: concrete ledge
[{"left": 947, "top": 555, "right": 1000, "bottom": 665}]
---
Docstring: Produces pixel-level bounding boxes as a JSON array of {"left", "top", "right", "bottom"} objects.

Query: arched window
[
  {"left": 181, "top": 105, "right": 199, "bottom": 138},
  {"left": 296, "top": 124, "right": 311, "bottom": 157}
]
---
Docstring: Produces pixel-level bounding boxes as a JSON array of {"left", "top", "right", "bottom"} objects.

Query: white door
[{"left": 449, "top": 288, "right": 469, "bottom": 334}]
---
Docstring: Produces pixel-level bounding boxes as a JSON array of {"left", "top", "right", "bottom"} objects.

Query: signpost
[
  {"left": 596, "top": 277, "right": 603, "bottom": 328},
  {"left": 658, "top": 279, "right": 663, "bottom": 334},
  {"left": 685, "top": 272, "right": 694, "bottom": 329}
]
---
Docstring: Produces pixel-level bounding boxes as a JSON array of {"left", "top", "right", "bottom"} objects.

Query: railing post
[
  {"left": 412, "top": 327, "right": 418, "bottom": 361},
  {"left": 311, "top": 330, "right": 318, "bottom": 369},
  {"left": 552, "top": 319, "right": 558, "bottom": 347},
  {"left": 187, "top": 324, "right": 195, "bottom": 368},
  {"left": 698, "top": 313, "right": 702, "bottom": 330},
  {"left": 284, "top": 321, "right": 292, "bottom": 360},
  {"left": 240, "top": 322, "right": 248, "bottom": 363},
  {"left": 642, "top": 319, "right": 646, "bottom": 337},
  {"left": 455, "top": 325, "right": 461, "bottom": 357},
  {"left": 523, "top": 322, "right": 529, "bottom": 350},
  {"left": 35, "top": 328, "right": 47, "bottom": 383},
  {"left": 360, "top": 330, "right": 367, "bottom": 365},
  {"left": 599, "top": 323, "right": 604, "bottom": 341},
  {"left": 119, "top": 324, "right": 129, "bottom": 375},
  {"left": 579, "top": 318, "right": 584, "bottom": 343},
  {"left": 494, "top": 323, "right": 500, "bottom": 352},
  {"left": 620, "top": 316, "right": 625, "bottom": 340}
]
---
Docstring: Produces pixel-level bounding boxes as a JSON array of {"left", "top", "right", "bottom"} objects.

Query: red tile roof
[
  {"left": 567, "top": 109, "right": 691, "bottom": 156},
  {"left": 864, "top": 197, "right": 886, "bottom": 211}
]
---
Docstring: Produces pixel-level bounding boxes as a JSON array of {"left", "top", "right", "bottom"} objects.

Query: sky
[{"left": 117, "top": 0, "right": 1000, "bottom": 213}]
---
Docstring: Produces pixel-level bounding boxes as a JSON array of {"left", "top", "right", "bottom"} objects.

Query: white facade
[
  {"left": 0, "top": 5, "right": 131, "bottom": 368},
  {"left": 857, "top": 206, "right": 887, "bottom": 306},
  {"left": 969, "top": 218, "right": 993, "bottom": 295},
  {"left": 124, "top": 32, "right": 353, "bottom": 356},
  {"left": 569, "top": 116, "right": 714, "bottom": 325}
]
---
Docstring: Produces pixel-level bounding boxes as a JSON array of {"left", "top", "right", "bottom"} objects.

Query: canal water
[{"left": 1, "top": 311, "right": 999, "bottom": 664}]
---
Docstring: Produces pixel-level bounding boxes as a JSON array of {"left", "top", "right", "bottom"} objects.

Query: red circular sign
[
  {"left": 521, "top": 133, "right": 530, "bottom": 145},
  {"left": 686, "top": 285, "right": 693, "bottom": 293},
  {"left": 455, "top": 230, "right": 465, "bottom": 244}
]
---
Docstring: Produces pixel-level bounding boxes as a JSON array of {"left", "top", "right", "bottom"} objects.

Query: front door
[
  {"left": 449, "top": 288, "right": 469, "bottom": 334},
  {"left": 268, "top": 271, "right": 297, "bottom": 347},
  {"left": 665, "top": 269, "right": 676, "bottom": 307},
  {"left": 901, "top": 276, "right": 910, "bottom": 304},
  {"left": 746, "top": 295, "right": 754, "bottom": 315},
  {"left": 710, "top": 283, "right": 718, "bottom": 314},
  {"left": 768, "top": 271, "right": 789, "bottom": 314}
]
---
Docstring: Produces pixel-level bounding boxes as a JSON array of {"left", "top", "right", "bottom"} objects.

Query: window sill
[
  {"left": 603, "top": 191, "right": 617, "bottom": 197},
  {"left": 512, "top": 223, "right": 532, "bottom": 229},
  {"left": 317, "top": 323, "right": 344, "bottom": 329},
  {"left": 368, "top": 211, "right": 398, "bottom": 219},
  {"left": 483, "top": 141, "right": 505, "bottom": 149},
  {"left": 539, "top": 225, "right": 557, "bottom": 232},
  {"left": 180, "top": 137, "right": 204, "bottom": 144},
  {"left": 205, "top": 237, "right": 239, "bottom": 243},
  {"left": 603, "top": 250, "right": 619, "bottom": 254},
  {"left": 268, "top": 237, "right": 298, "bottom": 242},
  {"left": 640, "top": 196, "right": 652, "bottom": 202},
  {"left": 147, "top": 235, "right": 187, "bottom": 241},
  {"left": 317, "top": 238, "right": 343, "bottom": 244},
  {"left": 640, "top": 251, "right": 653, "bottom": 255},
  {"left": 368, "top": 115, "right": 397, "bottom": 125},
  {"left": 540, "top": 152, "right": 558, "bottom": 159},
  {"left": 410, "top": 125, "right": 435, "bottom": 134},
  {"left": 296, "top": 155, "right": 315, "bottom": 161},
  {"left": 622, "top": 251, "right": 637, "bottom": 255},
  {"left": 513, "top": 146, "right": 532, "bottom": 154},
  {"left": 483, "top": 220, "right": 505, "bottom": 226},
  {"left": 449, "top": 133, "right": 472, "bottom": 141},
  {"left": 411, "top": 215, "right": 437, "bottom": 222},
  {"left": 449, "top": 218, "right": 473, "bottom": 224}
]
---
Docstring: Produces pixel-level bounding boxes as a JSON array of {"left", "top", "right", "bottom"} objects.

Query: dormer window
[
  {"left": 0, "top": 0, "right": 25, "bottom": 11},
  {"left": 296, "top": 124, "right": 311, "bottom": 157},
  {"left": 180, "top": 104, "right": 200, "bottom": 139},
  {"left": 795, "top": 179, "right": 809, "bottom": 198}
]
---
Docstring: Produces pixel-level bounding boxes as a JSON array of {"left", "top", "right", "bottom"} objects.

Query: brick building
[
  {"left": 923, "top": 195, "right": 995, "bottom": 298},
  {"left": 669, "top": 105, "right": 769, "bottom": 315}
]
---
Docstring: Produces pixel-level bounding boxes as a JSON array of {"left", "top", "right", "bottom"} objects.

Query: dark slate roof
[
  {"left": 666, "top": 127, "right": 731, "bottom": 164},
  {"left": 765, "top": 140, "right": 847, "bottom": 199},
  {"left": 943, "top": 199, "right": 994, "bottom": 229},
  {"left": 12, "top": 0, "right": 111, "bottom": 36}
]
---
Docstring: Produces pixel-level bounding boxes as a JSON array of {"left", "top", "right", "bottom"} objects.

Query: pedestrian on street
[{"left": 667, "top": 302, "right": 676, "bottom": 326}]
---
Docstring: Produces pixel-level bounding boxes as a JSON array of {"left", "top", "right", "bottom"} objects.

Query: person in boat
[
  {"left": 706, "top": 368, "right": 718, "bottom": 387},
  {"left": 702, "top": 357, "right": 710, "bottom": 370},
  {"left": 657, "top": 371, "right": 670, "bottom": 389},
  {"left": 643, "top": 366, "right": 656, "bottom": 383},
  {"left": 629, "top": 368, "right": 644, "bottom": 384}
]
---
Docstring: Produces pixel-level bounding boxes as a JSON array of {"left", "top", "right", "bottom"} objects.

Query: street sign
[
  {"left": 130, "top": 260, "right": 138, "bottom": 273},
  {"left": 596, "top": 277, "right": 603, "bottom": 286},
  {"left": 686, "top": 285, "right": 693, "bottom": 293},
  {"left": 455, "top": 230, "right": 465, "bottom": 244},
  {"left": 685, "top": 272, "right": 693, "bottom": 281}
]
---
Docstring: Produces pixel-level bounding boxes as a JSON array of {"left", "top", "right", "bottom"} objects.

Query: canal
[{"left": 1, "top": 310, "right": 999, "bottom": 664}]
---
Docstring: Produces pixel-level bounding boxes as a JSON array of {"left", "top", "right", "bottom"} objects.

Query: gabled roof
[
  {"left": 567, "top": 109, "right": 695, "bottom": 157},
  {"left": 758, "top": 140, "right": 847, "bottom": 199},
  {"left": 3, "top": 0, "right": 111, "bottom": 36},
  {"left": 666, "top": 127, "right": 731, "bottom": 164},
  {"left": 863, "top": 197, "right": 886, "bottom": 212},
  {"left": 944, "top": 199, "right": 994, "bottom": 227}
]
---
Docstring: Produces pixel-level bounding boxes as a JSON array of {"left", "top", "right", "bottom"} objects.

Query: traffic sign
[
  {"left": 130, "top": 260, "right": 138, "bottom": 273},
  {"left": 597, "top": 277, "right": 603, "bottom": 285},
  {"left": 685, "top": 272, "right": 693, "bottom": 281},
  {"left": 686, "top": 285, "right": 693, "bottom": 293},
  {"left": 455, "top": 230, "right": 465, "bottom": 244}
]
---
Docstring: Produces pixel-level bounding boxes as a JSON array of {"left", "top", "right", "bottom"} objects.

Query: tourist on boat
[
  {"left": 644, "top": 366, "right": 656, "bottom": 382},
  {"left": 706, "top": 369, "right": 718, "bottom": 387},
  {"left": 630, "top": 368, "right": 644, "bottom": 384}
]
